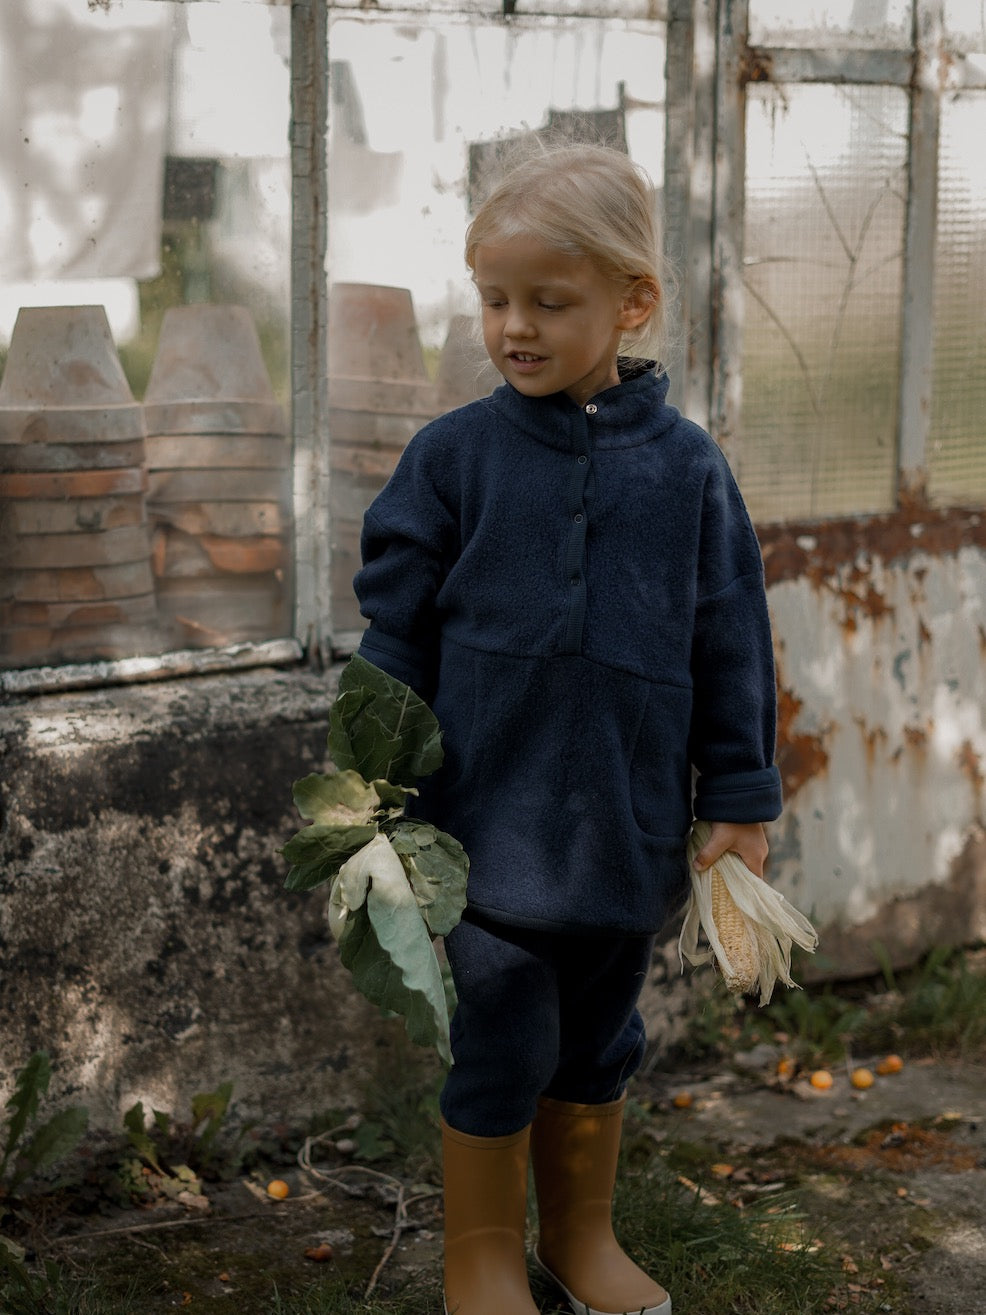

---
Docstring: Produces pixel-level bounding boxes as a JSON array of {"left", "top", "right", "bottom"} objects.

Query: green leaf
[
  {"left": 0, "top": 1235, "right": 27, "bottom": 1265},
  {"left": 282, "top": 823, "right": 378, "bottom": 891},
  {"left": 11, "top": 1108, "right": 88, "bottom": 1191},
  {"left": 328, "top": 655, "right": 444, "bottom": 788},
  {"left": 292, "top": 770, "right": 379, "bottom": 826},
  {"left": 350, "top": 1120, "right": 395, "bottom": 1163},
  {"left": 1, "top": 1052, "right": 50, "bottom": 1177},
  {"left": 0, "top": 1239, "right": 34, "bottom": 1297},
  {"left": 336, "top": 838, "right": 452, "bottom": 1065},
  {"left": 191, "top": 1082, "right": 233, "bottom": 1159},
  {"left": 191, "top": 1082, "right": 232, "bottom": 1130},
  {"left": 388, "top": 821, "right": 469, "bottom": 937},
  {"left": 371, "top": 778, "right": 419, "bottom": 814},
  {"left": 388, "top": 822, "right": 439, "bottom": 850},
  {"left": 124, "top": 1102, "right": 163, "bottom": 1172},
  {"left": 341, "top": 906, "right": 452, "bottom": 1067}
]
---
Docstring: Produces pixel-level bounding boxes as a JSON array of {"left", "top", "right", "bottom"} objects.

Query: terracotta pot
[
  {"left": 327, "top": 283, "right": 439, "bottom": 634},
  {"left": 0, "top": 305, "right": 160, "bottom": 668},
  {"left": 143, "top": 305, "right": 291, "bottom": 649}
]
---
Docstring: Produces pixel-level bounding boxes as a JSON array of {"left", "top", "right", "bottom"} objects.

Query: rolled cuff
[
  {"left": 357, "top": 626, "right": 436, "bottom": 704},
  {"left": 693, "top": 765, "right": 783, "bottom": 823}
]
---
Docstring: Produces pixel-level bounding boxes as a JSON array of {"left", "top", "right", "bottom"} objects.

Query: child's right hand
[{"left": 691, "top": 820, "right": 769, "bottom": 878}]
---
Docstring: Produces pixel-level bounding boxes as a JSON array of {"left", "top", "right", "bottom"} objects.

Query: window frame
[{"left": 673, "top": 0, "right": 985, "bottom": 509}]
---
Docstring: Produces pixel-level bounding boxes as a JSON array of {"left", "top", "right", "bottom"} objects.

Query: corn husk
[{"left": 678, "top": 819, "right": 818, "bottom": 1005}]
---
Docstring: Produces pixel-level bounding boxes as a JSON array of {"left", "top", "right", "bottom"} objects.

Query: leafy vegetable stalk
[{"left": 281, "top": 656, "right": 468, "bottom": 1065}]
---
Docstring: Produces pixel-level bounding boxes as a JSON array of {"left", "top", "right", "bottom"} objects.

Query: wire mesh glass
[
  {"left": 748, "top": 0, "right": 911, "bottom": 47},
  {"left": 944, "top": 0, "right": 986, "bottom": 44},
  {"left": 928, "top": 90, "right": 986, "bottom": 505},
  {"left": 738, "top": 83, "right": 908, "bottom": 522}
]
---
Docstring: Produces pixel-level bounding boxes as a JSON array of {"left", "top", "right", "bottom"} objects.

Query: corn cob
[{"left": 709, "top": 863, "right": 758, "bottom": 994}]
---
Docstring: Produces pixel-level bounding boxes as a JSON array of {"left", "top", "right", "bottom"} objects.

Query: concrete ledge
[{"left": 0, "top": 664, "right": 405, "bottom": 1129}]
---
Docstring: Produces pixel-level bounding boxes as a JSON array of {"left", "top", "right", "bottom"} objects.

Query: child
[{"left": 354, "top": 143, "right": 782, "bottom": 1315}]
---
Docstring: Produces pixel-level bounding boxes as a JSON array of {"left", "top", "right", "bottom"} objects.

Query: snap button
[
  {"left": 574, "top": 513, "right": 584, "bottom": 523},
  {"left": 585, "top": 403, "right": 598, "bottom": 414},
  {"left": 577, "top": 454, "right": 588, "bottom": 466}
]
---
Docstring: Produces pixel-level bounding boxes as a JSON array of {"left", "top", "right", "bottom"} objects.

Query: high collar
[{"left": 483, "top": 358, "right": 678, "bottom": 452}]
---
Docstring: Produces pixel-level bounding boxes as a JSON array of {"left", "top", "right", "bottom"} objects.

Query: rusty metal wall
[{"left": 761, "top": 506, "right": 986, "bottom": 975}]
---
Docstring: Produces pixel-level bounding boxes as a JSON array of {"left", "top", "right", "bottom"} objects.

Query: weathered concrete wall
[{"left": 0, "top": 665, "right": 406, "bottom": 1131}]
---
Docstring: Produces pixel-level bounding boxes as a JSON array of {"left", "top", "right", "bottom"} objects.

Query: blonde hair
[{"left": 465, "top": 142, "right": 668, "bottom": 363}]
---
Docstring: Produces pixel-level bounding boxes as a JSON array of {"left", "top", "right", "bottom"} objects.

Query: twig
[
  {"left": 298, "top": 1133, "right": 440, "bottom": 1298},
  {"left": 364, "top": 1181, "right": 406, "bottom": 1299},
  {"left": 48, "top": 1212, "right": 270, "bottom": 1245},
  {"left": 127, "top": 1234, "right": 170, "bottom": 1258}
]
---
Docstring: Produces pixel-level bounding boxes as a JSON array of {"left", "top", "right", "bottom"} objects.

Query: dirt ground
[
  {"left": 638, "top": 1049, "right": 986, "bottom": 1315},
  {"left": 16, "top": 1050, "right": 986, "bottom": 1314}
]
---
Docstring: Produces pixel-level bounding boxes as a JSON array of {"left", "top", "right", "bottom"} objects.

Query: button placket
[{"left": 562, "top": 411, "right": 592, "bottom": 653}]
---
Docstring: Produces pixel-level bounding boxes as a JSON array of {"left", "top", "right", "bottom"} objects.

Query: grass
[
  {"left": 2, "top": 1164, "right": 881, "bottom": 1315},
  {"left": 857, "top": 944, "right": 986, "bottom": 1058},
  {"left": 271, "top": 1280, "right": 440, "bottom": 1314},
  {"left": 0, "top": 1254, "right": 142, "bottom": 1315},
  {"left": 612, "top": 1163, "right": 857, "bottom": 1315}
]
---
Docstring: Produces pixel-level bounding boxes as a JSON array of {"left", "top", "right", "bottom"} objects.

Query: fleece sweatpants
[{"left": 439, "top": 911, "right": 655, "bottom": 1137}]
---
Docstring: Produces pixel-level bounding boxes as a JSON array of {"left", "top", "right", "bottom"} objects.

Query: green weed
[
  {"left": 859, "top": 944, "right": 986, "bottom": 1059},
  {"left": 0, "top": 1248, "right": 138, "bottom": 1315},
  {"left": 1, "top": 1052, "right": 88, "bottom": 1205},
  {"left": 119, "top": 1080, "right": 249, "bottom": 1203},
  {"left": 0, "top": 1052, "right": 90, "bottom": 1309},
  {"left": 348, "top": 1048, "right": 443, "bottom": 1183},
  {"left": 762, "top": 986, "right": 872, "bottom": 1069}
]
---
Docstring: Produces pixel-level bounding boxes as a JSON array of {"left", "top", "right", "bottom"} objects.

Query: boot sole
[{"left": 533, "top": 1252, "right": 672, "bottom": 1315}]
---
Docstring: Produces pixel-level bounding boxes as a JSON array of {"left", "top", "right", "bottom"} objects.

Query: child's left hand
[{"left": 691, "top": 820, "right": 768, "bottom": 878}]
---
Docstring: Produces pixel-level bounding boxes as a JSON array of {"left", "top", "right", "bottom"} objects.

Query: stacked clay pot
[
  {"left": 143, "top": 305, "right": 291, "bottom": 649},
  {"left": 328, "top": 283, "right": 438, "bottom": 635},
  {"left": 0, "top": 305, "right": 161, "bottom": 668}
]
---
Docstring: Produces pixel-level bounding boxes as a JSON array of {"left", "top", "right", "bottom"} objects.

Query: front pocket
[
  {"left": 428, "top": 640, "right": 479, "bottom": 794},
  {"left": 628, "top": 682, "right": 693, "bottom": 837}
]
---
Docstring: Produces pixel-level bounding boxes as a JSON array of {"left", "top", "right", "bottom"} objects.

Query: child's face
[{"left": 473, "top": 234, "right": 648, "bottom": 408}]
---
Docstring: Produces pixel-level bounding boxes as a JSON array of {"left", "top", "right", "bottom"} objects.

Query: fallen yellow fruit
[
  {"left": 809, "top": 1069, "right": 833, "bottom": 1090},
  {"left": 876, "top": 1054, "right": 904, "bottom": 1075},
  {"left": 266, "top": 1179, "right": 290, "bottom": 1200},
  {"left": 851, "top": 1067, "right": 875, "bottom": 1090},
  {"left": 672, "top": 1091, "right": 694, "bottom": 1109},
  {"left": 776, "top": 1056, "right": 796, "bottom": 1079}
]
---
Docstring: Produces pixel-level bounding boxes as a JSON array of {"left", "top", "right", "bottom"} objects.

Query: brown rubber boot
[
  {"left": 531, "top": 1095, "right": 672, "bottom": 1315},
  {"left": 441, "top": 1118, "right": 540, "bottom": 1315}
]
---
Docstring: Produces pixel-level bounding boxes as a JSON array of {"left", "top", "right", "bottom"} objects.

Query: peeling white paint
[{"left": 768, "top": 546, "right": 986, "bottom": 931}]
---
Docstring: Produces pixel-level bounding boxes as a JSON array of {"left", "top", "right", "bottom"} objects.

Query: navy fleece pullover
[{"left": 354, "top": 364, "right": 782, "bottom": 936}]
